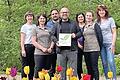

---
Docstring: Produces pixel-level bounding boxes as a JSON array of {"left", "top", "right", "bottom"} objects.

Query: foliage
[
  {"left": 115, "top": 57, "right": 120, "bottom": 75},
  {"left": 116, "top": 28, "right": 120, "bottom": 54},
  {"left": 0, "top": 0, "right": 120, "bottom": 73},
  {"left": 98, "top": 57, "right": 120, "bottom": 75}
]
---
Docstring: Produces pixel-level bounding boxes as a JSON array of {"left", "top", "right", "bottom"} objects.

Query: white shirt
[{"left": 20, "top": 23, "right": 36, "bottom": 44}]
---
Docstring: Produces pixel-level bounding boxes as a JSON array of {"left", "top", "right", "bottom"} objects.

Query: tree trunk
[{"left": 6, "top": 0, "right": 12, "bottom": 22}]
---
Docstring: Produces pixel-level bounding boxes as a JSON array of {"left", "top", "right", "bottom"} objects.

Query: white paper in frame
[{"left": 58, "top": 33, "right": 71, "bottom": 46}]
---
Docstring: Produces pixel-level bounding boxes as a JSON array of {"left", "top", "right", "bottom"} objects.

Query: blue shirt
[{"left": 46, "top": 20, "right": 55, "bottom": 29}]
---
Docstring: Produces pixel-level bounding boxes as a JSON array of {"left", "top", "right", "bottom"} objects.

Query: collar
[
  {"left": 38, "top": 26, "right": 47, "bottom": 30},
  {"left": 59, "top": 18, "right": 71, "bottom": 24}
]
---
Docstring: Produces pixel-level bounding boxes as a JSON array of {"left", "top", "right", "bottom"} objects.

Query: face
[
  {"left": 26, "top": 14, "right": 33, "bottom": 23},
  {"left": 85, "top": 12, "right": 93, "bottom": 22},
  {"left": 51, "top": 10, "right": 59, "bottom": 21},
  {"left": 77, "top": 14, "right": 84, "bottom": 23},
  {"left": 60, "top": 8, "right": 69, "bottom": 20},
  {"left": 38, "top": 15, "right": 46, "bottom": 25},
  {"left": 98, "top": 8, "right": 106, "bottom": 18}
]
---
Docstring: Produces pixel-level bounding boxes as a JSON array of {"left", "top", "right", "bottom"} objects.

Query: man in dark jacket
[{"left": 51, "top": 7, "right": 81, "bottom": 80}]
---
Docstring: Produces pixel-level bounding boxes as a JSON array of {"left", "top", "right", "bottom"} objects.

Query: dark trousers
[
  {"left": 84, "top": 51, "right": 99, "bottom": 80},
  {"left": 21, "top": 44, "right": 35, "bottom": 80},
  {"left": 77, "top": 48, "right": 84, "bottom": 80},
  {"left": 34, "top": 55, "right": 51, "bottom": 78},
  {"left": 49, "top": 53, "right": 57, "bottom": 77}
]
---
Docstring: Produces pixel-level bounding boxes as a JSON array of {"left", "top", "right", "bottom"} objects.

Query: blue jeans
[{"left": 100, "top": 43, "right": 116, "bottom": 80}]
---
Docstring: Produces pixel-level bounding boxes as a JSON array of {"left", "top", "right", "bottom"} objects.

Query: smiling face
[
  {"left": 96, "top": 5, "right": 109, "bottom": 21},
  {"left": 26, "top": 14, "right": 34, "bottom": 23},
  {"left": 77, "top": 14, "right": 85, "bottom": 23},
  {"left": 98, "top": 8, "right": 106, "bottom": 18},
  {"left": 85, "top": 12, "right": 94, "bottom": 22},
  {"left": 60, "top": 7, "right": 69, "bottom": 20},
  {"left": 51, "top": 10, "right": 59, "bottom": 21},
  {"left": 38, "top": 15, "right": 46, "bottom": 25}
]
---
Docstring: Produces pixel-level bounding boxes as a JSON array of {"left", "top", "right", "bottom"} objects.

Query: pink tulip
[{"left": 10, "top": 67, "right": 17, "bottom": 77}]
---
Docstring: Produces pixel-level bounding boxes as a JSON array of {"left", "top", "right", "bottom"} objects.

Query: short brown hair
[
  {"left": 96, "top": 4, "right": 109, "bottom": 22},
  {"left": 24, "top": 11, "right": 34, "bottom": 22}
]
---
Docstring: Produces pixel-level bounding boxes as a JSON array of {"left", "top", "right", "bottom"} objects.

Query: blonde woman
[{"left": 83, "top": 11, "right": 103, "bottom": 80}]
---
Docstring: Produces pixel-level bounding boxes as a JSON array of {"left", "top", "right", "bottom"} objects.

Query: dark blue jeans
[
  {"left": 21, "top": 44, "right": 35, "bottom": 80},
  {"left": 84, "top": 51, "right": 99, "bottom": 80}
]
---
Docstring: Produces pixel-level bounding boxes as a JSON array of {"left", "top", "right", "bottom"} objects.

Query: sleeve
[
  {"left": 110, "top": 17, "right": 116, "bottom": 28},
  {"left": 50, "top": 23, "right": 58, "bottom": 43},
  {"left": 20, "top": 25, "right": 26, "bottom": 33},
  {"left": 94, "top": 23, "right": 103, "bottom": 50},
  {"left": 74, "top": 23, "right": 82, "bottom": 38},
  {"left": 31, "top": 28, "right": 37, "bottom": 36}
]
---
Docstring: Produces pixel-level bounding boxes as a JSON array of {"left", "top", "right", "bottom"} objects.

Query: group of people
[{"left": 20, "top": 4, "right": 117, "bottom": 80}]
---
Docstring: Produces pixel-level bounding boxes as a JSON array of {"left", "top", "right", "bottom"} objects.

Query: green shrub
[{"left": 115, "top": 57, "right": 120, "bottom": 75}]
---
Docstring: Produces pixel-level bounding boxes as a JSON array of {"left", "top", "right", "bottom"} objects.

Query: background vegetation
[{"left": 0, "top": 0, "right": 120, "bottom": 75}]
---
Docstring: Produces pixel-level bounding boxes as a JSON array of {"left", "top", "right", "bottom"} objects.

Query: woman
[
  {"left": 31, "top": 14, "right": 54, "bottom": 79},
  {"left": 83, "top": 11, "right": 102, "bottom": 80},
  {"left": 75, "top": 13, "right": 85, "bottom": 80},
  {"left": 20, "top": 11, "right": 35, "bottom": 80},
  {"left": 96, "top": 4, "right": 117, "bottom": 80}
]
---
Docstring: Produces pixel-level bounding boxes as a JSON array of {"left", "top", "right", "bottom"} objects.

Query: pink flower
[{"left": 10, "top": 67, "right": 17, "bottom": 77}]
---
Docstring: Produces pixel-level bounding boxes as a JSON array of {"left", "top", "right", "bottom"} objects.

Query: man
[
  {"left": 46, "top": 9, "right": 60, "bottom": 77},
  {"left": 47, "top": 9, "right": 60, "bottom": 29},
  {"left": 51, "top": 7, "right": 81, "bottom": 80}
]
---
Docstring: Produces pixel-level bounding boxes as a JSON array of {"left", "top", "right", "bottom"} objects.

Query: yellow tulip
[
  {"left": 44, "top": 73, "right": 50, "bottom": 80},
  {"left": 24, "top": 66, "right": 30, "bottom": 75},
  {"left": 51, "top": 77, "right": 57, "bottom": 80},
  {"left": 22, "top": 77, "right": 28, "bottom": 80},
  {"left": 66, "top": 67, "right": 73, "bottom": 76},
  {"left": 70, "top": 76, "right": 78, "bottom": 80},
  {"left": 108, "top": 71, "right": 113, "bottom": 79},
  {"left": 38, "top": 71, "right": 44, "bottom": 79},
  {"left": 6, "top": 67, "right": 11, "bottom": 75}
]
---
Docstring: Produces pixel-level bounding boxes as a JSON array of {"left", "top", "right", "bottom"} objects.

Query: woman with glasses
[
  {"left": 96, "top": 4, "right": 117, "bottom": 80},
  {"left": 31, "top": 14, "right": 54, "bottom": 79}
]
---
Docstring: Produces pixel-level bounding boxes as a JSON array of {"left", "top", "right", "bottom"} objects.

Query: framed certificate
[{"left": 58, "top": 33, "right": 71, "bottom": 46}]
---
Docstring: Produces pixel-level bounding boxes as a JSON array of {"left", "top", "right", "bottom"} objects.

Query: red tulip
[
  {"left": 83, "top": 74, "right": 91, "bottom": 80},
  {"left": 56, "top": 65, "right": 62, "bottom": 73}
]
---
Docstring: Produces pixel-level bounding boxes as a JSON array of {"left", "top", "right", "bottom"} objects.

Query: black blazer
[{"left": 94, "top": 23, "right": 103, "bottom": 50}]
